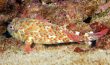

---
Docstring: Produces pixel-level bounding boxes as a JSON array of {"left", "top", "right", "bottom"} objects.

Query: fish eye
[
  {"left": 9, "top": 25, "right": 14, "bottom": 30},
  {"left": 10, "top": 26, "right": 13, "bottom": 28},
  {"left": 10, "top": 26, "right": 12, "bottom": 28}
]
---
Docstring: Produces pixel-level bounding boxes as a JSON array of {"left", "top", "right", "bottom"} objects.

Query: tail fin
[{"left": 94, "top": 29, "right": 109, "bottom": 38}]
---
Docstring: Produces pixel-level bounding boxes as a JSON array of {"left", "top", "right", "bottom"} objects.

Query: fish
[
  {"left": 8, "top": 18, "right": 110, "bottom": 53},
  {"left": 8, "top": 18, "right": 85, "bottom": 53}
]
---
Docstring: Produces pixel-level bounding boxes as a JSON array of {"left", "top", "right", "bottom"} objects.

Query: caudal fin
[{"left": 94, "top": 29, "right": 109, "bottom": 38}]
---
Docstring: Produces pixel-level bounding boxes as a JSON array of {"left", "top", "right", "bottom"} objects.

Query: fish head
[{"left": 7, "top": 18, "right": 25, "bottom": 41}]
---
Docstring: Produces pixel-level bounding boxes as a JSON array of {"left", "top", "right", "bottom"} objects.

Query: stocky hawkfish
[{"left": 8, "top": 18, "right": 108, "bottom": 53}]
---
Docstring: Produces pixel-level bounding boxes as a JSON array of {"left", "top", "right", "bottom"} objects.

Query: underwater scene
[{"left": 0, "top": 0, "right": 110, "bottom": 65}]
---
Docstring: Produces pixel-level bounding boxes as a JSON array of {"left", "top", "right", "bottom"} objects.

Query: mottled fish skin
[{"left": 8, "top": 18, "right": 74, "bottom": 44}]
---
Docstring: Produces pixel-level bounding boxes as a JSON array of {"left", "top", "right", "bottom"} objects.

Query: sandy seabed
[{"left": 0, "top": 46, "right": 110, "bottom": 65}]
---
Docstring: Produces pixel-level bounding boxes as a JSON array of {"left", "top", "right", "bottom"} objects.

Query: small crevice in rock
[{"left": 83, "top": 16, "right": 92, "bottom": 23}]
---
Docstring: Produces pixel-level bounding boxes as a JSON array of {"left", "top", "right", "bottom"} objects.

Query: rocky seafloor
[
  {"left": 0, "top": 0, "right": 110, "bottom": 65},
  {"left": 0, "top": 36, "right": 110, "bottom": 65}
]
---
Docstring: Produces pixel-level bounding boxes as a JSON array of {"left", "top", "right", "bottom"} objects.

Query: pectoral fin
[
  {"left": 24, "top": 42, "right": 32, "bottom": 53},
  {"left": 63, "top": 30, "right": 82, "bottom": 42}
]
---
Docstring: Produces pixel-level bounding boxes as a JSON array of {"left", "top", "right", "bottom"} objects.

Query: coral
[
  {"left": 0, "top": 37, "right": 21, "bottom": 52},
  {"left": 20, "top": 0, "right": 97, "bottom": 26},
  {"left": 96, "top": 34, "right": 110, "bottom": 49},
  {"left": 0, "top": 25, "right": 6, "bottom": 35},
  {"left": 97, "top": 1, "right": 110, "bottom": 12},
  {"left": 0, "top": 0, "right": 7, "bottom": 12}
]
